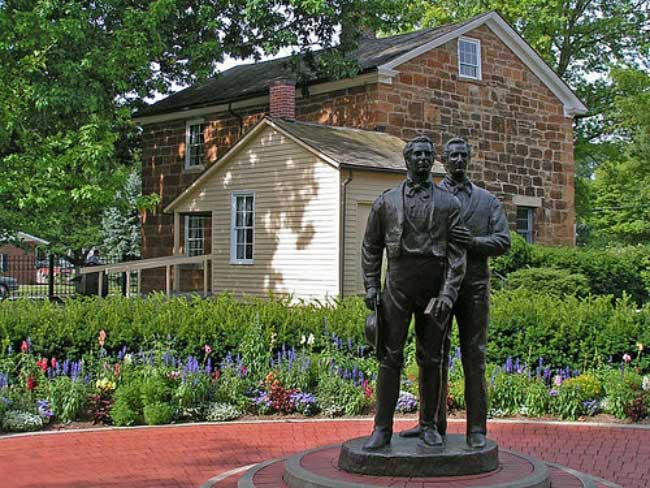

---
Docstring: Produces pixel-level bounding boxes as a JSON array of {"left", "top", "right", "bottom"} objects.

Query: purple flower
[
  {"left": 37, "top": 399, "right": 54, "bottom": 418},
  {"left": 0, "top": 372, "right": 8, "bottom": 389},
  {"left": 395, "top": 391, "right": 418, "bottom": 413},
  {"left": 117, "top": 346, "right": 127, "bottom": 361},
  {"left": 549, "top": 389, "right": 559, "bottom": 397}
]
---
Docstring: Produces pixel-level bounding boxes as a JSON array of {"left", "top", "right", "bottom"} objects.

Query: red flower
[
  {"left": 362, "top": 379, "right": 373, "bottom": 399},
  {"left": 26, "top": 375, "right": 36, "bottom": 391},
  {"left": 211, "top": 370, "right": 221, "bottom": 382},
  {"left": 36, "top": 358, "right": 48, "bottom": 372},
  {"left": 21, "top": 341, "right": 29, "bottom": 353}
]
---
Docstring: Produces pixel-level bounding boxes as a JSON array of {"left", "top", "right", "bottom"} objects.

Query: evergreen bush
[{"left": 504, "top": 267, "right": 590, "bottom": 298}]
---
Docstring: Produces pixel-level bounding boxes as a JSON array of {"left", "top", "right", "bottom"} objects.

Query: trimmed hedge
[
  {"left": 491, "top": 234, "right": 650, "bottom": 303},
  {"left": 504, "top": 267, "right": 590, "bottom": 298},
  {"left": 1, "top": 291, "right": 649, "bottom": 371}
]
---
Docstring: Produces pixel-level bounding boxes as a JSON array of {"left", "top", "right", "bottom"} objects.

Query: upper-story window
[
  {"left": 184, "top": 215, "right": 205, "bottom": 256},
  {"left": 185, "top": 120, "right": 205, "bottom": 169},
  {"left": 516, "top": 207, "right": 534, "bottom": 243},
  {"left": 458, "top": 37, "right": 481, "bottom": 80}
]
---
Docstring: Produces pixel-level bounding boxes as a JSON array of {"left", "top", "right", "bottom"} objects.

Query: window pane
[
  {"left": 236, "top": 197, "right": 243, "bottom": 213},
  {"left": 245, "top": 244, "right": 253, "bottom": 260},
  {"left": 236, "top": 210, "right": 243, "bottom": 227},
  {"left": 237, "top": 229, "right": 245, "bottom": 246},
  {"left": 246, "top": 228, "right": 253, "bottom": 245},
  {"left": 237, "top": 244, "right": 244, "bottom": 259},
  {"left": 245, "top": 211, "right": 253, "bottom": 227},
  {"left": 246, "top": 196, "right": 253, "bottom": 212}
]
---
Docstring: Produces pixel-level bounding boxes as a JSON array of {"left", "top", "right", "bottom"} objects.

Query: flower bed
[{"left": 1, "top": 327, "right": 649, "bottom": 434}]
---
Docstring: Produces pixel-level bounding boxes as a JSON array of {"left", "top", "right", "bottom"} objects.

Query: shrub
[
  {"left": 491, "top": 233, "right": 533, "bottom": 278},
  {"left": 110, "top": 378, "right": 144, "bottom": 426},
  {"left": 488, "top": 370, "right": 530, "bottom": 416},
  {"left": 600, "top": 368, "right": 642, "bottom": 419},
  {"left": 491, "top": 238, "right": 650, "bottom": 303},
  {"left": 46, "top": 376, "right": 89, "bottom": 423},
  {"left": 550, "top": 374, "right": 603, "bottom": 420},
  {"left": 205, "top": 402, "right": 241, "bottom": 422},
  {"left": 143, "top": 402, "right": 175, "bottom": 425},
  {"left": 1, "top": 410, "right": 44, "bottom": 432},
  {"left": 489, "top": 289, "right": 650, "bottom": 370},
  {"left": 523, "top": 379, "right": 551, "bottom": 417},
  {"left": 504, "top": 268, "right": 590, "bottom": 298}
]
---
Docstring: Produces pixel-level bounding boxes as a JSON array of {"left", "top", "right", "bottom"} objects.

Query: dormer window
[
  {"left": 458, "top": 37, "right": 481, "bottom": 80},
  {"left": 185, "top": 120, "right": 205, "bottom": 169}
]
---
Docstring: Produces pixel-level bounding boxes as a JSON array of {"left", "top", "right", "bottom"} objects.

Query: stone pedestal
[
  {"left": 338, "top": 434, "right": 498, "bottom": 477},
  {"left": 215, "top": 437, "right": 620, "bottom": 488}
]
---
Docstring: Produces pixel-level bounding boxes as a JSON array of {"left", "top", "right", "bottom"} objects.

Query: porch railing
[{"left": 79, "top": 255, "right": 212, "bottom": 297}]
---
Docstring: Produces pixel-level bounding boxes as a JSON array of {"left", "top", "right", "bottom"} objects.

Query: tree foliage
[
  {"left": 585, "top": 67, "right": 650, "bottom": 244},
  {"left": 0, "top": 0, "right": 414, "bottom": 261}
]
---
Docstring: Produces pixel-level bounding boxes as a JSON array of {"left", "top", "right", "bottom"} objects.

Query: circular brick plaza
[{"left": 0, "top": 418, "right": 646, "bottom": 487}]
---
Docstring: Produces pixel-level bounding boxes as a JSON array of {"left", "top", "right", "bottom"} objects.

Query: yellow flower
[{"left": 637, "top": 342, "right": 644, "bottom": 352}]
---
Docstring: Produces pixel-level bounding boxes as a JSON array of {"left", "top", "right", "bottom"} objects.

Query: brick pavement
[{"left": 0, "top": 419, "right": 646, "bottom": 488}]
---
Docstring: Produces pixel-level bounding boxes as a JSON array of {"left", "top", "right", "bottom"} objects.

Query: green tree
[
  {"left": 100, "top": 170, "right": 147, "bottom": 261},
  {"left": 586, "top": 67, "right": 650, "bottom": 244},
  {"left": 0, "top": 0, "right": 414, "bottom": 263}
]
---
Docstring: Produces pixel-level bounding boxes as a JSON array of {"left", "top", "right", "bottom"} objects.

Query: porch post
[
  {"left": 173, "top": 212, "right": 181, "bottom": 292},
  {"left": 203, "top": 256, "right": 208, "bottom": 295},
  {"left": 165, "top": 265, "right": 171, "bottom": 297}
]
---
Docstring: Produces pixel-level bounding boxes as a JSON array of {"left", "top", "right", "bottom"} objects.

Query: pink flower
[
  {"left": 204, "top": 344, "right": 212, "bottom": 355},
  {"left": 623, "top": 353, "right": 632, "bottom": 363},
  {"left": 553, "top": 375, "right": 563, "bottom": 387},
  {"left": 20, "top": 341, "right": 29, "bottom": 353},
  {"left": 50, "top": 357, "right": 57, "bottom": 369},
  {"left": 98, "top": 330, "right": 107, "bottom": 347}
]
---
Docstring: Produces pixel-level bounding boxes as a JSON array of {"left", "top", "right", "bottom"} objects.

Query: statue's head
[
  {"left": 442, "top": 137, "right": 471, "bottom": 180},
  {"left": 403, "top": 135, "right": 435, "bottom": 182}
]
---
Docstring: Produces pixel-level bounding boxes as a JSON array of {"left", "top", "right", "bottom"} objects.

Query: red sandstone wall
[{"left": 370, "top": 25, "right": 575, "bottom": 245}]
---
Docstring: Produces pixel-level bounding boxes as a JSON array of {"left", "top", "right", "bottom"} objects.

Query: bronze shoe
[
  {"left": 363, "top": 428, "right": 392, "bottom": 450},
  {"left": 398, "top": 424, "right": 422, "bottom": 438},
  {"left": 421, "top": 426, "right": 444, "bottom": 446},
  {"left": 467, "top": 433, "right": 487, "bottom": 448}
]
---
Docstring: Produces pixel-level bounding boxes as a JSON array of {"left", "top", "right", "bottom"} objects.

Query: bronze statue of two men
[{"left": 362, "top": 135, "right": 511, "bottom": 450}]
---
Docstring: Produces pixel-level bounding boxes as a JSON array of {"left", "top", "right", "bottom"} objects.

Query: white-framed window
[
  {"left": 230, "top": 191, "right": 255, "bottom": 264},
  {"left": 458, "top": 37, "right": 481, "bottom": 80},
  {"left": 516, "top": 207, "right": 534, "bottom": 243},
  {"left": 184, "top": 215, "right": 205, "bottom": 256},
  {"left": 185, "top": 119, "right": 205, "bottom": 169}
]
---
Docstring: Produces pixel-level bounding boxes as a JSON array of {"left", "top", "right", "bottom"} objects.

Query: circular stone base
[
  {"left": 217, "top": 453, "right": 618, "bottom": 488},
  {"left": 338, "top": 434, "right": 498, "bottom": 477}
]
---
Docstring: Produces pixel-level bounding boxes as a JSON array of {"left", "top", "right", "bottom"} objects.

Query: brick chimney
[{"left": 269, "top": 79, "right": 296, "bottom": 120}]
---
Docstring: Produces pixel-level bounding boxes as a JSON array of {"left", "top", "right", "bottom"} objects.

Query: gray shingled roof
[
  {"left": 137, "top": 13, "right": 491, "bottom": 118},
  {"left": 273, "top": 118, "right": 446, "bottom": 175}
]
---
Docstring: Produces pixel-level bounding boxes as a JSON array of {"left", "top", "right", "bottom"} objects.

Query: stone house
[{"left": 134, "top": 11, "right": 587, "bottom": 296}]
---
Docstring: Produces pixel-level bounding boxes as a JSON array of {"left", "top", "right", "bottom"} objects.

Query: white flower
[
  {"left": 307, "top": 333, "right": 315, "bottom": 346},
  {"left": 300, "top": 335, "right": 306, "bottom": 345},
  {"left": 123, "top": 353, "right": 133, "bottom": 365},
  {"left": 642, "top": 376, "right": 650, "bottom": 392}
]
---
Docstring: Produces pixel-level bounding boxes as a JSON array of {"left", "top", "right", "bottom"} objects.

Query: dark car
[{"left": 0, "top": 276, "right": 19, "bottom": 300}]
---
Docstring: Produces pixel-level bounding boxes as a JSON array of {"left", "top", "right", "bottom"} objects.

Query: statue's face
[
  {"left": 444, "top": 143, "right": 470, "bottom": 179},
  {"left": 405, "top": 142, "right": 434, "bottom": 181}
]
